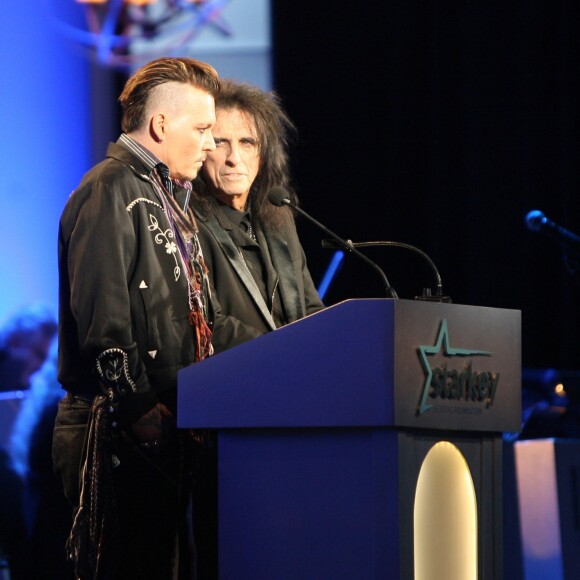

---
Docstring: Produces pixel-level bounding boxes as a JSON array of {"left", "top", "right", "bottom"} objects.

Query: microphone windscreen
[
  {"left": 268, "top": 187, "right": 291, "bottom": 207},
  {"left": 525, "top": 209, "right": 545, "bottom": 232}
]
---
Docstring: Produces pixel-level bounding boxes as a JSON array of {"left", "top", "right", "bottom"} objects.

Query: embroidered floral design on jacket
[{"left": 147, "top": 214, "right": 181, "bottom": 281}]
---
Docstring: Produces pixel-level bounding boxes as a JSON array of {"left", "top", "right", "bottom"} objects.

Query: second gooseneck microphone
[
  {"left": 321, "top": 239, "right": 450, "bottom": 302},
  {"left": 267, "top": 187, "right": 398, "bottom": 299}
]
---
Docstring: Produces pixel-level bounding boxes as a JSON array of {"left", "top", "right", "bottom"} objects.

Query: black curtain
[{"left": 272, "top": 0, "right": 580, "bottom": 370}]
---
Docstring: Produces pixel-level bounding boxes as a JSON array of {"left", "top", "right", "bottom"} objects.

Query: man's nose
[
  {"left": 227, "top": 144, "right": 242, "bottom": 164},
  {"left": 204, "top": 133, "right": 216, "bottom": 151}
]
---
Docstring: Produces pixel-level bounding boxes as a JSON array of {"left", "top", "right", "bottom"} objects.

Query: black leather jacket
[{"left": 58, "top": 141, "right": 233, "bottom": 425}]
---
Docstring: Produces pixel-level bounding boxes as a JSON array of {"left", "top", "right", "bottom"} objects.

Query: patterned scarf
[{"left": 155, "top": 165, "right": 213, "bottom": 362}]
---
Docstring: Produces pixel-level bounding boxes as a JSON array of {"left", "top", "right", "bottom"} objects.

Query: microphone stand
[{"left": 291, "top": 206, "right": 399, "bottom": 299}]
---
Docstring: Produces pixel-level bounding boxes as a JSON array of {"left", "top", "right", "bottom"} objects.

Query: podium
[{"left": 178, "top": 299, "right": 521, "bottom": 579}]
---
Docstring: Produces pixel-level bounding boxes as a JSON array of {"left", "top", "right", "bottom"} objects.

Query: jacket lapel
[
  {"left": 259, "top": 222, "right": 303, "bottom": 323},
  {"left": 203, "top": 213, "right": 277, "bottom": 331}
]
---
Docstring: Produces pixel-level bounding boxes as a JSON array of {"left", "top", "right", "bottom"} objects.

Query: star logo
[{"left": 417, "top": 319, "right": 492, "bottom": 415}]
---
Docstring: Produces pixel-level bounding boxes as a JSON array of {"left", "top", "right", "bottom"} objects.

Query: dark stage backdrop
[{"left": 271, "top": 1, "right": 580, "bottom": 371}]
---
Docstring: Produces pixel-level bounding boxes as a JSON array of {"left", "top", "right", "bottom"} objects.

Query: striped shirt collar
[
  {"left": 118, "top": 133, "right": 160, "bottom": 174},
  {"left": 118, "top": 133, "right": 192, "bottom": 198}
]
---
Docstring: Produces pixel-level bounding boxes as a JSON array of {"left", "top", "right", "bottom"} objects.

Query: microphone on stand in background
[
  {"left": 525, "top": 209, "right": 580, "bottom": 285},
  {"left": 525, "top": 210, "right": 580, "bottom": 250},
  {"left": 268, "top": 187, "right": 398, "bottom": 299}
]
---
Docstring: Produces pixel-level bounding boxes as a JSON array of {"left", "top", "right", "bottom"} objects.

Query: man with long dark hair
[{"left": 191, "top": 79, "right": 324, "bottom": 350}]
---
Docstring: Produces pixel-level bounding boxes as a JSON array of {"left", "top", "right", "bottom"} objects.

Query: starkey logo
[{"left": 417, "top": 319, "right": 500, "bottom": 415}]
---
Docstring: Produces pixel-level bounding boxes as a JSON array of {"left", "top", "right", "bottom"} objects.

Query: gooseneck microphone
[
  {"left": 525, "top": 209, "right": 580, "bottom": 249},
  {"left": 321, "top": 239, "right": 451, "bottom": 302},
  {"left": 268, "top": 187, "right": 398, "bottom": 299}
]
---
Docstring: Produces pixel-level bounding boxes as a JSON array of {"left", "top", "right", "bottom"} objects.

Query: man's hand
[{"left": 131, "top": 402, "right": 174, "bottom": 446}]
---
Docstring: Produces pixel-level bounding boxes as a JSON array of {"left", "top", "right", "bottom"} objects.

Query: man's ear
[{"left": 150, "top": 113, "right": 166, "bottom": 143}]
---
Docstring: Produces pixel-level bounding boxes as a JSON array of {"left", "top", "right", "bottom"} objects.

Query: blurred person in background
[
  {"left": 9, "top": 339, "right": 73, "bottom": 579},
  {"left": 0, "top": 303, "right": 57, "bottom": 393},
  {"left": 0, "top": 302, "right": 57, "bottom": 579}
]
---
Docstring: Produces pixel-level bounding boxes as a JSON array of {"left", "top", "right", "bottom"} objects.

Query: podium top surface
[{"left": 178, "top": 299, "right": 521, "bottom": 433}]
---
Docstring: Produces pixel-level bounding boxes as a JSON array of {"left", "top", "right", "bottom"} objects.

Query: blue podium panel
[
  {"left": 179, "top": 299, "right": 396, "bottom": 428},
  {"left": 218, "top": 428, "right": 400, "bottom": 580},
  {"left": 178, "top": 299, "right": 521, "bottom": 433}
]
